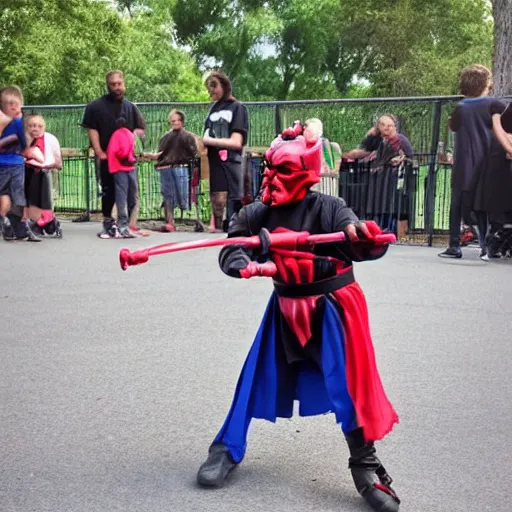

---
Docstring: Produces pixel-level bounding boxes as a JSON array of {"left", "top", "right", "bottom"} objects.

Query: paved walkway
[{"left": 1, "top": 222, "right": 511, "bottom": 512}]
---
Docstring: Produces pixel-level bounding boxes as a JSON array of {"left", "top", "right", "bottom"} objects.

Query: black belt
[
  {"left": 273, "top": 267, "right": 355, "bottom": 298},
  {"left": 155, "top": 163, "right": 190, "bottom": 169}
]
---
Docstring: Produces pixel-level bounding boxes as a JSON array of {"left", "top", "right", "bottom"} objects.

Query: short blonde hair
[
  {"left": 304, "top": 118, "right": 323, "bottom": 140},
  {"left": 25, "top": 114, "right": 46, "bottom": 131},
  {"left": 0, "top": 85, "right": 24, "bottom": 105}
]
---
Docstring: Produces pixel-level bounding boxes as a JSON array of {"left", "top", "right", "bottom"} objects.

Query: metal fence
[{"left": 25, "top": 95, "right": 511, "bottom": 245}]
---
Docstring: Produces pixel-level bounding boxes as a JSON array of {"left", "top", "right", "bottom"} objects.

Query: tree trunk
[{"left": 492, "top": 0, "right": 512, "bottom": 96}]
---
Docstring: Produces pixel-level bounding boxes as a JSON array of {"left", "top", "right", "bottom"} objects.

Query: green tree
[
  {"left": 0, "top": 0, "right": 206, "bottom": 104},
  {"left": 339, "top": 0, "right": 493, "bottom": 97},
  {"left": 492, "top": 0, "right": 512, "bottom": 96},
  {"left": 0, "top": 0, "right": 124, "bottom": 104}
]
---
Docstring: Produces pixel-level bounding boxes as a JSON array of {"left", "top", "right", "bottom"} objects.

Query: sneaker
[
  {"left": 15, "top": 222, "right": 42, "bottom": 242},
  {"left": 23, "top": 227, "right": 42, "bottom": 242},
  {"left": 2, "top": 221, "right": 16, "bottom": 241},
  {"left": 30, "top": 222, "right": 45, "bottom": 237},
  {"left": 118, "top": 227, "right": 135, "bottom": 238},
  {"left": 97, "top": 221, "right": 119, "bottom": 239},
  {"left": 438, "top": 247, "right": 462, "bottom": 259}
]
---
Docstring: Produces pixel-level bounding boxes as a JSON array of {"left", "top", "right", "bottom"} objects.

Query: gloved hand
[
  {"left": 219, "top": 228, "right": 277, "bottom": 279},
  {"left": 239, "top": 261, "right": 278, "bottom": 279},
  {"left": 342, "top": 220, "right": 390, "bottom": 261}
]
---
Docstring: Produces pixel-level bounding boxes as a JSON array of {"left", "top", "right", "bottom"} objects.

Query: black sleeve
[
  {"left": 132, "top": 104, "right": 146, "bottom": 131},
  {"left": 328, "top": 196, "right": 360, "bottom": 230},
  {"left": 230, "top": 102, "right": 249, "bottom": 145},
  {"left": 218, "top": 207, "right": 253, "bottom": 278},
  {"left": 80, "top": 103, "right": 98, "bottom": 130},
  {"left": 399, "top": 135, "right": 414, "bottom": 158},
  {"left": 324, "top": 196, "right": 389, "bottom": 263},
  {"left": 501, "top": 103, "right": 512, "bottom": 133},
  {"left": 448, "top": 104, "right": 462, "bottom": 131},
  {"left": 359, "top": 134, "right": 381, "bottom": 152},
  {"left": 489, "top": 99, "right": 507, "bottom": 116}
]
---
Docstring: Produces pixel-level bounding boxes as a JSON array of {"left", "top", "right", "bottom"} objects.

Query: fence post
[
  {"left": 274, "top": 104, "right": 282, "bottom": 136},
  {"left": 84, "top": 156, "right": 91, "bottom": 217},
  {"left": 425, "top": 101, "right": 442, "bottom": 246}
]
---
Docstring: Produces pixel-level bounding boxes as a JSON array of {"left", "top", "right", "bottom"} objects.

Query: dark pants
[
  {"left": 449, "top": 188, "right": 488, "bottom": 248},
  {"left": 113, "top": 171, "right": 138, "bottom": 230},
  {"left": 221, "top": 162, "right": 243, "bottom": 224},
  {"left": 99, "top": 160, "right": 116, "bottom": 219}
]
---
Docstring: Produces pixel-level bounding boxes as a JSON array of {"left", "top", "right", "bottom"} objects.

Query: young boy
[
  {"left": 106, "top": 117, "right": 139, "bottom": 238},
  {"left": 438, "top": 65, "right": 494, "bottom": 259},
  {"left": 0, "top": 86, "right": 40, "bottom": 242},
  {"left": 197, "top": 121, "right": 400, "bottom": 512}
]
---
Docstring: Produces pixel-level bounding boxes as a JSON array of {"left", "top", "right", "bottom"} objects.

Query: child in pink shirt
[{"left": 106, "top": 117, "right": 139, "bottom": 238}]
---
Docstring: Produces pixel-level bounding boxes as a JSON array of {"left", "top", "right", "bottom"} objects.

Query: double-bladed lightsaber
[{"left": 119, "top": 230, "right": 396, "bottom": 271}]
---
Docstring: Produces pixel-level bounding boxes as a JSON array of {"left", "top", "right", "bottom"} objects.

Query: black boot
[
  {"left": 345, "top": 429, "right": 400, "bottom": 512},
  {"left": 197, "top": 443, "right": 238, "bottom": 488}
]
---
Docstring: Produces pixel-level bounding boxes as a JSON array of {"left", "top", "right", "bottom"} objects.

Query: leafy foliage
[
  {"left": 0, "top": 0, "right": 496, "bottom": 103},
  {"left": 0, "top": 0, "right": 206, "bottom": 104}
]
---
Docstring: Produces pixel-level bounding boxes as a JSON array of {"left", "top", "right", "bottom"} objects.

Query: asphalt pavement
[{"left": 1, "top": 221, "right": 511, "bottom": 512}]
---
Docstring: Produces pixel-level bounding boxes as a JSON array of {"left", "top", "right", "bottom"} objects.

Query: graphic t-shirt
[{"left": 203, "top": 99, "right": 249, "bottom": 168}]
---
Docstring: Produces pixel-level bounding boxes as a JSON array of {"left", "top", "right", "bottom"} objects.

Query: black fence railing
[{"left": 26, "top": 95, "right": 511, "bottom": 244}]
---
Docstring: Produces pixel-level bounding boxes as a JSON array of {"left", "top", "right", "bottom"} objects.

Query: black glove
[
  {"left": 257, "top": 228, "right": 271, "bottom": 256},
  {"left": 218, "top": 244, "right": 251, "bottom": 278}
]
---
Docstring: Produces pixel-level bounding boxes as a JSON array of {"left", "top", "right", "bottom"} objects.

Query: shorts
[
  {"left": 159, "top": 165, "right": 190, "bottom": 211},
  {"left": 0, "top": 164, "right": 26, "bottom": 207}
]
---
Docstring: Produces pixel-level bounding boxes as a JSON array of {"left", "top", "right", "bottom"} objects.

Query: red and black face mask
[{"left": 260, "top": 136, "right": 322, "bottom": 207}]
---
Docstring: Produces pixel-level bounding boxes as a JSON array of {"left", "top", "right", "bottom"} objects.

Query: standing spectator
[
  {"left": 479, "top": 102, "right": 512, "bottom": 259},
  {"left": 106, "top": 117, "right": 139, "bottom": 238},
  {"left": 81, "top": 70, "right": 145, "bottom": 239},
  {"left": 342, "top": 114, "right": 414, "bottom": 233},
  {"left": 343, "top": 114, "right": 414, "bottom": 167},
  {"left": 144, "top": 109, "right": 198, "bottom": 232},
  {"left": 202, "top": 71, "right": 249, "bottom": 232},
  {"left": 0, "top": 86, "right": 41, "bottom": 242},
  {"left": 24, "top": 114, "right": 63, "bottom": 237},
  {"left": 438, "top": 64, "right": 494, "bottom": 259}
]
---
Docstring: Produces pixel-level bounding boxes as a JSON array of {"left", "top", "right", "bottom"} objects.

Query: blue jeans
[
  {"left": 159, "top": 166, "right": 189, "bottom": 211},
  {"left": 113, "top": 171, "right": 139, "bottom": 230},
  {"left": 0, "top": 164, "right": 26, "bottom": 207}
]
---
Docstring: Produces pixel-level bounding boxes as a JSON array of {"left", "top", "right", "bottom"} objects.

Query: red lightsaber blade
[{"left": 119, "top": 231, "right": 396, "bottom": 271}]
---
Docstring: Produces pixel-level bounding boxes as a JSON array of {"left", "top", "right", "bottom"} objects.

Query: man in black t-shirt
[{"left": 81, "top": 70, "right": 146, "bottom": 238}]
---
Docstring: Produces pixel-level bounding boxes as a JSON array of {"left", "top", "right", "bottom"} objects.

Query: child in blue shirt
[{"left": 0, "top": 86, "right": 41, "bottom": 241}]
